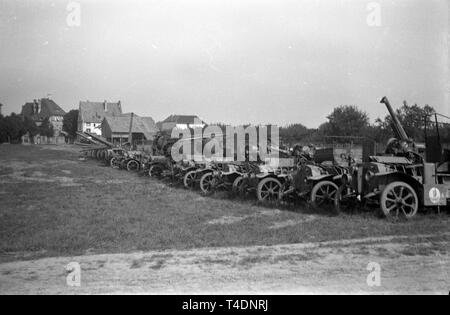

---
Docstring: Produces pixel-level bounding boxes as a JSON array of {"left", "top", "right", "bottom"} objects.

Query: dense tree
[
  {"left": 0, "top": 113, "right": 26, "bottom": 143},
  {"left": 317, "top": 122, "right": 332, "bottom": 136},
  {"left": 0, "top": 115, "right": 5, "bottom": 143},
  {"left": 439, "top": 120, "right": 450, "bottom": 143},
  {"left": 325, "top": 105, "right": 370, "bottom": 137},
  {"left": 63, "top": 110, "right": 79, "bottom": 138},
  {"left": 38, "top": 118, "right": 54, "bottom": 137},
  {"left": 23, "top": 116, "right": 39, "bottom": 138},
  {"left": 376, "top": 101, "right": 435, "bottom": 142},
  {"left": 279, "top": 123, "right": 313, "bottom": 144}
]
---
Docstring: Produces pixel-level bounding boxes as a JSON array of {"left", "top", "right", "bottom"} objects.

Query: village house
[
  {"left": 21, "top": 98, "right": 66, "bottom": 136},
  {"left": 101, "top": 114, "right": 159, "bottom": 146},
  {"left": 78, "top": 100, "right": 122, "bottom": 136},
  {"left": 159, "top": 115, "right": 206, "bottom": 132}
]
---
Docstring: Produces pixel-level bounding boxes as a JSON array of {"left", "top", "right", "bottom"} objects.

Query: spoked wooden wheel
[
  {"left": 200, "top": 172, "right": 215, "bottom": 195},
  {"left": 257, "top": 177, "right": 282, "bottom": 203},
  {"left": 380, "top": 181, "right": 418, "bottom": 220},
  {"left": 311, "top": 181, "right": 339, "bottom": 213},
  {"left": 126, "top": 160, "right": 140, "bottom": 172},
  {"left": 110, "top": 157, "right": 121, "bottom": 169},
  {"left": 148, "top": 164, "right": 163, "bottom": 178},
  {"left": 183, "top": 170, "right": 197, "bottom": 189}
]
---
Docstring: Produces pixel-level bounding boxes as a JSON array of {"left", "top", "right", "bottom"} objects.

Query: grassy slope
[{"left": 0, "top": 145, "right": 448, "bottom": 262}]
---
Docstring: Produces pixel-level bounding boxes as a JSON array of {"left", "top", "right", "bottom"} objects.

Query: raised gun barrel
[{"left": 380, "top": 96, "right": 409, "bottom": 142}]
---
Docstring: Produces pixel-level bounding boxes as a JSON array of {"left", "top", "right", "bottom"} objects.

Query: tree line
[
  {"left": 0, "top": 114, "right": 52, "bottom": 143},
  {"left": 280, "top": 102, "right": 450, "bottom": 146},
  {"left": 0, "top": 110, "right": 79, "bottom": 143},
  {"left": 1, "top": 103, "right": 448, "bottom": 145}
]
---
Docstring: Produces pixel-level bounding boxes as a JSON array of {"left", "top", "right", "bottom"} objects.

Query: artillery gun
[
  {"left": 197, "top": 161, "right": 243, "bottom": 195},
  {"left": 273, "top": 148, "right": 352, "bottom": 210},
  {"left": 148, "top": 131, "right": 219, "bottom": 181},
  {"left": 232, "top": 146, "right": 350, "bottom": 207},
  {"left": 338, "top": 97, "right": 450, "bottom": 219}
]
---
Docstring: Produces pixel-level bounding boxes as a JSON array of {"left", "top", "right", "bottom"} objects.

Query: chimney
[
  {"left": 0, "top": 103, "right": 3, "bottom": 116},
  {"left": 33, "top": 99, "right": 38, "bottom": 114},
  {"left": 118, "top": 100, "right": 122, "bottom": 113},
  {"left": 103, "top": 100, "right": 107, "bottom": 111}
]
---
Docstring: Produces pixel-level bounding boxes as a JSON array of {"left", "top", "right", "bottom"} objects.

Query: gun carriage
[{"left": 337, "top": 97, "right": 450, "bottom": 219}]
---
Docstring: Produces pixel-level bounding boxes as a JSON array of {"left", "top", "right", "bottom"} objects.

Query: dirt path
[{"left": 0, "top": 233, "right": 448, "bottom": 295}]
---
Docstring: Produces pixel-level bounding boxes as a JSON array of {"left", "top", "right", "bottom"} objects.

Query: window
[{"left": 86, "top": 128, "right": 91, "bottom": 133}]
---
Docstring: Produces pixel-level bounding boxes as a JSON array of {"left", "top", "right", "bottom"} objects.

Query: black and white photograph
[{"left": 0, "top": 0, "right": 449, "bottom": 298}]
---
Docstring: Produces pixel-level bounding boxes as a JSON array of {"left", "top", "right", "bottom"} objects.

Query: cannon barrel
[{"left": 380, "top": 96, "right": 409, "bottom": 141}]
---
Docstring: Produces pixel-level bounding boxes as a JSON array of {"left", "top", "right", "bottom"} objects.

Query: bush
[
  {"left": 0, "top": 113, "right": 26, "bottom": 143},
  {"left": 63, "top": 110, "right": 79, "bottom": 138},
  {"left": 38, "top": 118, "right": 54, "bottom": 138}
]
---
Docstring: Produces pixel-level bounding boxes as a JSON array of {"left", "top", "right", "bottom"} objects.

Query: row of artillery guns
[
  {"left": 80, "top": 96, "right": 450, "bottom": 220},
  {"left": 80, "top": 127, "right": 357, "bottom": 214}
]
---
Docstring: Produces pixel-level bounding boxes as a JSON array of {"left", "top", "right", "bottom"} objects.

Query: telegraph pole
[{"left": 128, "top": 112, "right": 134, "bottom": 148}]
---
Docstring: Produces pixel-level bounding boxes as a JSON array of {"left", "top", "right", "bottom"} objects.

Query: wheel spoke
[
  {"left": 391, "top": 189, "right": 399, "bottom": 199},
  {"left": 403, "top": 203, "right": 415, "bottom": 213},
  {"left": 387, "top": 204, "right": 397, "bottom": 213},
  {"left": 403, "top": 193, "right": 413, "bottom": 201},
  {"left": 403, "top": 200, "right": 414, "bottom": 207},
  {"left": 401, "top": 206, "right": 408, "bottom": 217}
]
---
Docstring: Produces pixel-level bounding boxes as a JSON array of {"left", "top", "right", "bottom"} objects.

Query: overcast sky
[{"left": 0, "top": 0, "right": 448, "bottom": 127}]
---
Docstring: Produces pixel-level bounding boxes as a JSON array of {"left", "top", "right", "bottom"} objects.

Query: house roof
[
  {"left": 21, "top": 98, "right": 66, "bottom": 120},
  {"left": 162, "top": 115, "right": 205, "bottom": 125},
  {"left": 79, "top": 100, "right": 122, "bottom": 123},
  {"left": 103, "top": 115, "right": 159, "bottom": 140}
]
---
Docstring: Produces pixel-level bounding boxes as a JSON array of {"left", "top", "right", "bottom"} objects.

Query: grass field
[{"left": 0, "top": 144, "right": 449, "bottom": 263}]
